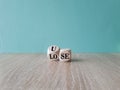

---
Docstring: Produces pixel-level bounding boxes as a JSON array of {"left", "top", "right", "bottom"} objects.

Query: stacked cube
[{"left": 47, "top": 45, "right": 71, "bottom": 62}]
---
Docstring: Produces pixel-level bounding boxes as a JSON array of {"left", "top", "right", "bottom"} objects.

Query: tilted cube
[
  {"left": 47, "top": 45, "right": 60, "bottom": 61},
  {"left": 59, "top": 49, "right": 71, "bottom": 62}
]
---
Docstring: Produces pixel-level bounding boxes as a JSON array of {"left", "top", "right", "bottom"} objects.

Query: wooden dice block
[
  {"left": 47, "top": 45, "right": 60, "bottom": 61},
  {"left": 59, "top": 49, "right": 71, "bottom": 62}
]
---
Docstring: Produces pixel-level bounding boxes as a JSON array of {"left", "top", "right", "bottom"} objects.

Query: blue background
[{"left": 0, "top": 0, "right": 120, "bottom": 53}]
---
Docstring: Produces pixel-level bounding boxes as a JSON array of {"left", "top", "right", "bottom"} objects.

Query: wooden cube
[
  {"left": 47, "top": 45, "right": 60, "bottom": 61},
  {"left": 59, "top": 49, "right": 71, "bottom": 62}
]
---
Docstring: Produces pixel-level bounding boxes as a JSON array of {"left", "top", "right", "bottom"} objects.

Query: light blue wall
[{"left": 0, "top": 0, "right": 120, "bottom": 53}]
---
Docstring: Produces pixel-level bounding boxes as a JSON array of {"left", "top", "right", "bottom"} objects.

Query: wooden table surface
[{"left": 0, "top": 54, "right": 120, "bottom": 90}]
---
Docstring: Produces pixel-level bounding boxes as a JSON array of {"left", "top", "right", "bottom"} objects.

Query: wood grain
[{"left": 0, "top": 54, "right": 120, "bottom": 90}]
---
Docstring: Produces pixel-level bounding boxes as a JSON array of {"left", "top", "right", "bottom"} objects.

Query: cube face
[
  {"left": 48, "top": 53, "right": 59, "bottom": 60},
  {"left": 47, "top": 45, "right": 60, "bottom": 61},
  {"left": 59, "top": 49, "right": 71, "bottom": 62},
  {"left": 47, "top": 45, "right": 60, "bottom": 53}
]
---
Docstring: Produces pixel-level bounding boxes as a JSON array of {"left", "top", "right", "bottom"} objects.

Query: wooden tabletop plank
[{"left": 0, "top": 54, "right": 120, "bottom": 90}]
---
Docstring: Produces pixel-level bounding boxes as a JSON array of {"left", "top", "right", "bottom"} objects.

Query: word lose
[{"left": 47, "top": 45, "right": 71, "bottom": 62}]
